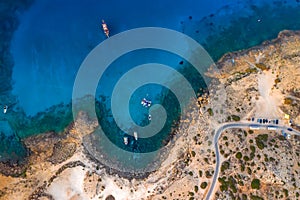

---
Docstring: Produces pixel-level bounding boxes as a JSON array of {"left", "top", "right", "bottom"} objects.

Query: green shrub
[
  {"left": 245, "top": 67, "right": 258, "bottom": 73},
  {"left": 221, "top": 161, "right": 230, "bottom": 172},
  {"left": 231, "top": 115, "right": 240, "bottom": 121},
  {"left": 255, "top": 63, "right": 268, "bottom": 71},
  {"left": 250, "top": 195, "right": 263, "bottom": 200},
  {"left": 250, "top": 145, "right": 256, "bottom": 153},
  {"left": 251, "top": 179, "right": 261, "bottom": 189},
  {"left": 199, "top": 170, "right": 203, "bottom": 177},
  {"left": 191, "top": 151, "right": 196, "bottom": 157},
  {"left": 241, "top": 165, "right": 245, "bottom": 172},
  {"left": 256, "top": 140, "right": 265, "bottom": 149},
  {"left": 205, "top": 170, "right": 212, "bottom": 178},
  {"left": 242, "top": 194, "right": 248, "bottom": 200},
  {"left": 236, "top": 152, "right": 242, "bottom": 159},
  {"left": 200, "top": 182, "right": 208, "bottom": 189},
  {"left": 283, "top": 189, "right": 288, "bottom": 197},
  {"left": 207, "top": 108, "right": 214, "bottom": 116},
  {"left": 247, "top": 167, "right": 252, "bottom": 175},
  {"left": 194, "top": 185, "right": 198, "bottom": 193},
  {"left": 188, "top": 191, "right": 194, "bottom": 196},
  {"left": 243, "top": 156, "right": 250, "bottom": 161}
]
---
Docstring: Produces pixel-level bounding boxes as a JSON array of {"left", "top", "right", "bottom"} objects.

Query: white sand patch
[
  {"left": 255, "top": 71, "right": 283, "bottom": 118},
  {"left": 47, "top": 166, "right": 87, "bottom": 200},
  {"left": 98, "top": 176, "right": 154, "bottom": 200}
]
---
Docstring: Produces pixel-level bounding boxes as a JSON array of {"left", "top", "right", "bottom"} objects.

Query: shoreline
[
  {"left": 2, "top": 1, "right": 300, "bottom": 165},
  {"left": 1, "top": 29, "right": 298, "bottom": 176},
  {"left": 215, "top": 30, "right": 300, "bottom": 73},
  {"left": 0, "top": 29, "right": 299, "bottom": 199},
  {"left": 1, "top": 0, "right": 300, "bottom": 197}
]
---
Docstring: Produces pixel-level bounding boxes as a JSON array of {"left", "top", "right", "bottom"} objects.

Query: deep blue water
[
  {"left": 1, "top": 0, "right": 300, "bottom": 164},
  {"left": 11, "top": 0, "right": 231, "bottom": 115}
]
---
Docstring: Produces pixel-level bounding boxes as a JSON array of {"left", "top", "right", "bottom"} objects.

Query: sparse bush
[
  {"left": 236, "top": 152, "right": 242, "bottom": 159},
  {"left": 250, "top": 195, "right": 263, "bottom": 200},
  {"left": 221, "top": 161, "right": 230, "bottom": 172},
  {"left": 194, "top": 185, "right": 198, "bottom": 193},
  {"left": 247, "top": 167, "right": 252, "bottom": 175},
  {"left": 251, "top": 179, "right": 260, "bottom": 189},
  {"left": 255, "top": 134, "right": 268, "bottom": 150},
  {"left": 250, "top": 145, "right": 256, "bottom": 153},
  {"left": 207, "top": 108, "right": 214, "bottom": 116},
  {"left": 241, "top": 165, "right": 245, "bottom": 172},
  {"left": 205, "top": 170, "right": 212, "bottom": 178},
  {"left": 199, "top": 170, "right": 203, "bottom": 177},
  {"left": 188, "top": 191, "right": 194, "bottom": 196},
  {"left": 242, "top": 194, "right": 248, "bottom": 200},
  {"left": 200, "top": 182, "right": 208, "bottom": 189},
  {"left": 231, "top": 115, "right": 240, "bottom": 121},
  {"left": 204, "top": 157, "right": 209, "bottom": 164},
  {"left": 245, "top": 67, "right": 258, "bottom": 73},
  {"left": 274, "top": 78, "right": 281, "bottom": 84},
  {"left": 283, "top": 189, "right": 288, "bottom": 197},
  {"left": 256, "top": 140, "right": 265, "bottom": 149},
  {"left": 191, "top": 151, "right": 196, "bottom": 157},
  {"left": 284, "top": 97, "right": 292, "bottom": 105},
  {"left": 243, "top": 156, "right": 250, "bottom": 161},
  {"left": 255, "top": 63, "right": 268, "bottom": 71}
]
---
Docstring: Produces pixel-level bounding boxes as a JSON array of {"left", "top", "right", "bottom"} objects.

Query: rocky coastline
[{"left": 0, "top": 16, "right": 300, "bottom": 198}]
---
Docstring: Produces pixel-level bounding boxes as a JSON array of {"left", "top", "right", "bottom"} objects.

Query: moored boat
[
  {"left": 3, "top": 105, "right": 8, "bottom": 114},
  {"left": 123, "top": 137, "right": 128, "bottom": 145},
  {"left": 133, "top": 131, "right": 138, "bottom": 140},
  {"left": 101, "top": 19, "right": 109, "bottom": 37}
]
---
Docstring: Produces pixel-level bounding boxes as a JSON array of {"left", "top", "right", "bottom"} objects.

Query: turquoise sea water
[{"left": 1, "top": 0, "right": 300, "bottom": 164}]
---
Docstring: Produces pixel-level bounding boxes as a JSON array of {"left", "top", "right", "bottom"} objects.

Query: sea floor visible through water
[{"left": 1, "top": 0, "right": 300, "bottom": 163}]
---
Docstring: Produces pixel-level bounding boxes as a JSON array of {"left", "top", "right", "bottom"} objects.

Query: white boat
[
  {"left": 101, "top": 20, "right": 109, "bottom": 38},
  {"left": 133, "top": 131, "right": 138, "bottom": 140},
  {"left": 3, "top": 105, "right": 8, "bottom": 114},
  {"left": 123, "top": 137, "right": 128, "bottom": 145},
  {"left": 141, "top": 98, "right": 151, "bottom": 107}
]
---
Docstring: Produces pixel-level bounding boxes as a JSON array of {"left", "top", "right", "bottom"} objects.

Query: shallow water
[{"left": 1, "top": 0, "right": 300, "bottom": 163}]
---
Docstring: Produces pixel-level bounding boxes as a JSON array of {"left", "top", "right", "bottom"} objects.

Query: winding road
[{"left": 205, "top": 122, "right": 300, "bottom": 200}]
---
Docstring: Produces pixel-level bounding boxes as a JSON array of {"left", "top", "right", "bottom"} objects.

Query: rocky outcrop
[{"left": 48, "top": 142, "right": 76, "bottom": 164}]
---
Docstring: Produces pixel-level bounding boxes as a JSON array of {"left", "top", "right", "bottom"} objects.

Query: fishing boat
[{"left": 101, "top": 20, "right": 109, "bottom": 37}]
